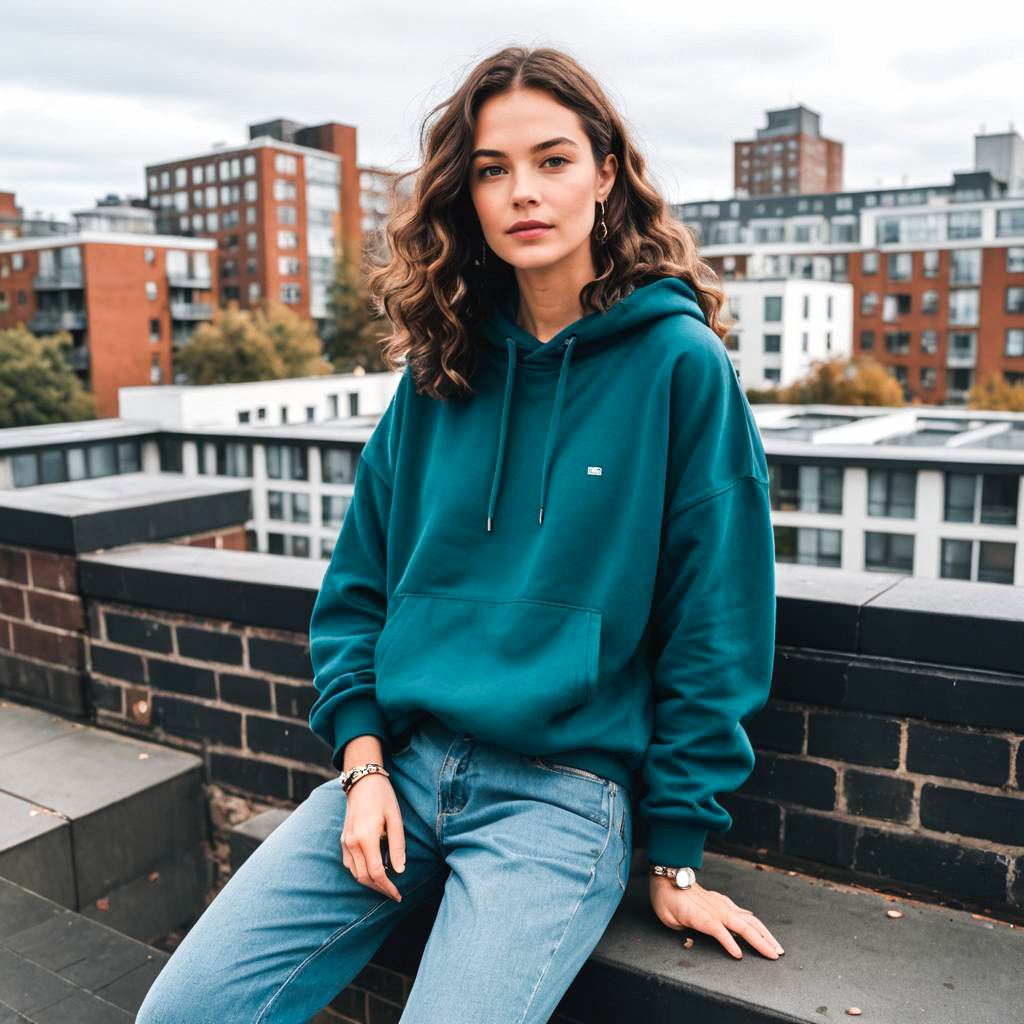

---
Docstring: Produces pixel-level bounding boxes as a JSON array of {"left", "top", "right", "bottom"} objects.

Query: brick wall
[
  {"left": 3, "top": 530, "right": 1023, "bottom": 917},
  {"left": 87, "top": 599, "right": 334, "bottom": 804}
]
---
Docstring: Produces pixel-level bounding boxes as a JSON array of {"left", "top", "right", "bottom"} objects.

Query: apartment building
[
  {"left": 734, "top": 105, "right": 843, "bottom": 198},
  {"left": 0, "top": 232, "right": 217, "bottom": 417},
  {"left": 677, "top": 128, "right": 1024, "bottom": 405},
  {"left": 722, "top": 278, "right": 853, "bottom": 388},
  {"left": 761, "top": 405, "right": 1023, "bottom": 584}
]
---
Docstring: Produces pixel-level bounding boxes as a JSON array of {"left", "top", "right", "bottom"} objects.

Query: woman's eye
[{"left": 477, "top": 156, "right": 568, "bottom": 179}]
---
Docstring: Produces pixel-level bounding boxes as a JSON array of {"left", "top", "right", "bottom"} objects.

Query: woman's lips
[{"left": 509, "top": 225, "right": 552, "bottom": 239}]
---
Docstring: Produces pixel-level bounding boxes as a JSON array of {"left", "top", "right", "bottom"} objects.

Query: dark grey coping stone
[
  {"left": 228, "top": 809, "right": 1023, "bottom": 1023},
  {"left": 0, "top": 419, "right": 158, "bottom": 456},
  {"left": 77, "top": 545, "right": 1024, "bottom": 673},
  {"left": 79, "top": 544, "right": 325, "bottom": 634},
  {"left": 0, "top": 473, "right": 251, "bottom": 553},
  {"left": 0, "top": 703, "right": 206, "bottom": 925},
  {"left": 0, "top": 875, "right": 166, "bottom": 1021}
]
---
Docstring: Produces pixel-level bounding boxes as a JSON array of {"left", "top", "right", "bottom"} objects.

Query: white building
[{"left": 722, "top": 278, "right": 853, "bottom": 389}]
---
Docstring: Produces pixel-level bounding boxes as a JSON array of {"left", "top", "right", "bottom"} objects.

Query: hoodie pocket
[{"left": 374, "top": 592, "right": 601, "bottom": 740}]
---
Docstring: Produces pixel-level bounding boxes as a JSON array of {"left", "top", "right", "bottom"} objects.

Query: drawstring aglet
[
  {"left": 487, "top": 515, "right": 493, "bottom": 532},
  {"left": 538, "top": 506, "right": 544, "bottom": 525}
]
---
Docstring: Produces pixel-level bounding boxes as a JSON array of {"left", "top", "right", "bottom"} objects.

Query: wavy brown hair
[{"left": 366, "top": 45, "right": 734, "bottom": 401}]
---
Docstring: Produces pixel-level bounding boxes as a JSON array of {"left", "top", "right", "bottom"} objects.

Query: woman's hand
[
  {"left": 340, "top": 773, "right": 408, "bottom": 903},
  {"left": 649, "top": 875, "right": 785, "bottom": 960}
]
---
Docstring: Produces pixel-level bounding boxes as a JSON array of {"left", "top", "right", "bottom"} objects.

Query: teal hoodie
[{"left": 308, "top": 275, "right": 776, "bottom": 868}]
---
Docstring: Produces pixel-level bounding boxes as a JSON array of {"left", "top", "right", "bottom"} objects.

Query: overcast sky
[{"left": 2, "top": 0, "right": 1021, "bottom": 222}]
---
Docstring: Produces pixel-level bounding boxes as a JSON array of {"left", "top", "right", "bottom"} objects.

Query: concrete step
[
  {"left": 230, "top": 807, "right": 1023, "bottom": 1024},
  {"left": 0, "top": 701, "right": 210, "bottom": 945},
  {"left": 0, "top": 874, "right": 168, "bottom": 1022}
]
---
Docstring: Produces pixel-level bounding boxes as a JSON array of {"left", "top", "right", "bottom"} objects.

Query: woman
[{"left": 137, "top": 45, "right": 782, "bottom": 1024}]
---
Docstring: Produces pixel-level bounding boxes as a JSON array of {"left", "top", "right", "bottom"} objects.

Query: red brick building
[
  {"left": 735, "top": 105, "right": 843, "bottom": 198},
  {"left": 0, "top": 234, "right": 217, "bottom": 417}
]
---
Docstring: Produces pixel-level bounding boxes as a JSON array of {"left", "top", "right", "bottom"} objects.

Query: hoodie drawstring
[{"left": 486, "top": 334, "right": 578, "bottom": 532}]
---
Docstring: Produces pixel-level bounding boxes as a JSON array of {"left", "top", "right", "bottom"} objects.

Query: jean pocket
[
  {"left": 374, "top": 592, "right": 602, "bottom": 747},
  {"left": 529, "top": 757, "right": 611, "bottom": 788}
]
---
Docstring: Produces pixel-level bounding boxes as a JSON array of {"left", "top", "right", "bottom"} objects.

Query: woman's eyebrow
[{"left": 470, "top": 137, "right": 579, "bottom": 160}]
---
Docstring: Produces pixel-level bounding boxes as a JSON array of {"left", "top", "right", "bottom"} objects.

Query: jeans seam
[
  {"left": 516, "top": 786, "right": 616, "bottom": 1024},
  {"left": 252, "top": 868, "right": 445, "bottom": 1024}
]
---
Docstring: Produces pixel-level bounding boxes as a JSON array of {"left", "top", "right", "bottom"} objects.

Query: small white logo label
[{"left": 587, "top": 466, "right": 603, "bottom": 475}]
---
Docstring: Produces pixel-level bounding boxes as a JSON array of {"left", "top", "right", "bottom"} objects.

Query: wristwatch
[{"left": 649, "top": 864, "right": 697, "bottom": 889}]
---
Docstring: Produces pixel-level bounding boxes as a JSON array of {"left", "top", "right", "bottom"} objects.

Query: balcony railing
[
  {"left": 64, "top": 346, "right": 90, "bottom": 371},
  {"left": 170, "top": 301, "right": 213, "bottom": 321},
  {"left": 32, "top": 267, "right": 84, "bottom": 289},
  {"left": 168, "top": 272, "right": 213, "bottom": 290},
  {"left": 29, "top": 309, "right": 87, "bottom": 333}
]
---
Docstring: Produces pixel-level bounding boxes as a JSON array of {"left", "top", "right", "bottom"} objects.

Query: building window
[
  {"left": 941, "top": 539, "right": 1016, "bottom": 584},
  {"left": 149, "top": 318, "right": 161, "bottom": 342},
  {"left": 305, "top": 405, "right": 316, "bottom": 422},
  {"left": 862, "top": 251, "right": 878, "bottom": 274},
  {"left": 267, "top": 490, "right": 310, "bottom": 523},
  {"left": 920, "top": 290, "right": 939, "bottom": 314},
  {"left": 1006, "top": 287, "right": 1024, "bottom": 314},
  {"left": 763, "top": 334, "right": 781, "bottom": 353},
  {"left": 274, "top": 152, "right": 298, "bottom": 175},
  {"left": 281, "top": 283, "right": 302, "bottom": 303},
  {"left": 861, "top": 292, "right": 878, "bottom": 316},
  {"left": 949, "top": 249, "right": 981, "bottom": 285},
  {"left": 238, "top": 411, "right": 251, "bottom": 423},
  {"left": 882, "top": 294, "right": 912, "bottom": 321},
  {"left": 948, "top": 289, "right": 979, "bottom": 326},
  {"left": 265, "top": 444, "right": 308, "bottom": 481},
  {"left": 145, "top": 281, "right": 157, "bottom": 301},
  {"left": 768, "top": 462, "right": 843, "bottom": 513},
  {"left": 1006, "top": 329, "right": 1024, "bottom": 357},
  {"left": 158, "top": 438, "right": 183, "bottom": 473},
  {"left": 864, "top": 531, "right": 914, "bottom": 573},
  {"left": 277, "top": 230, "right": 298, "bottom": 249},
  {"left": 887, "top": 252, "right": 912, "bottom": 280},
  {"left": 859, "top": 329, "right": 875, "bottom": 350},
  {"left": 214, "top": 442, "right": 252, "bottom": 477},
  {"left": 867, "top": 468, "right": 916, "bottom": 518},
  {"left": 144, "top": 247, "right": 155, "bottom": 264},
  {"left": 920, "top": 366, "right": 937, "bottom": 389},
  {"left": 802, "top": 295, "right": 810, "bottom": 319},
  {"left": 763, "top": 296, "right": 782, "bottom": 321},
  {"left": 922, "top": 250, "right": 939, "bottom": 277},
  {"left": 944, "top": 471, "right": 1019, "bottom": 525},
  {"left": 321, "top": 495, "right": 352, "bottom": 527},
  {"left": 773, "top": 525, "right": 842, "bottom": 567},
  {"left": 884, "top": 331, "right": 911, "bottom": 354},
  {"left": 920, "top": 329, "right": 938, "bottom": 353},
  {"left": 321, "top": 447, "right": 355, "bottom": 484}
]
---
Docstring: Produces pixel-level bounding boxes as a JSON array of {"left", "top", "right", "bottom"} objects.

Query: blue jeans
[{"left": 136, "top": 712, "right": 633, "bottom": 1023}]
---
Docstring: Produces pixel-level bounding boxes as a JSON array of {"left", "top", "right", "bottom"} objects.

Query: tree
[
  {"left": 175, "top": 301, "right": 329, "bottom": 385},
  {"left": 322, "top": 239, "right": 388, "bottom": 373},
  {"left": 746, "top": 355, "right": 905, "bottom": 406},
  {"left": 0, "top": 325, "right": 96, "bottom": 428},
  {"left": 967, "top": 372, "right": 1024, "bottom": 412},
  {"left": 253, "top": 300, "right": 331, "bottom": 379}
]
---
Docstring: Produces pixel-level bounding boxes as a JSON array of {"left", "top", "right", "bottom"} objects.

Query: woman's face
[{"left": 468, "top": 87, "right": 616, "bottom": 275}]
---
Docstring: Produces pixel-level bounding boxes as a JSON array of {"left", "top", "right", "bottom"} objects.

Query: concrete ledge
[
  {"left": 0, "top": 703, "right": 210, "bottom": 944},
  {"left": 229, "top": 810, "right": 1023, "bottom": 1023},
  {"left": 0, "top": 473, "right": 252, "bottom": 553}
]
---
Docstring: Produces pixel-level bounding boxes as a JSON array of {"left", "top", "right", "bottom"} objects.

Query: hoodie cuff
[
  {"left": 646, "top": 821, "right": 709, "bottom": 870},
  {"left": 328, "top": 693, "right": 392, "bottom": 772}
]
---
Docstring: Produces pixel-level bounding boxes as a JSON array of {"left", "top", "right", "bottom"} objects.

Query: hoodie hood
[{"left": 477, "top": 275, "right": 707, "bottom": 532}]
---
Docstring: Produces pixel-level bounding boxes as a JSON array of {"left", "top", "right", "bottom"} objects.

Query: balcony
[
  {"left": 29, "top": 309, "right": 87, "bottom": 333},
  {"left": 32, "top": 267, "right": 84, "bottom": 289},
  {"left": 64, "top": 345, "right": 90, "bottom": 371},
  {"left": 170, "top": 301, "right": 213, "bottom": 321},
  {"left": 168, "top": 272, "right": 213, "bottom": 290}
]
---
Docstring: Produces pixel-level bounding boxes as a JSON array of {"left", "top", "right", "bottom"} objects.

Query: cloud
[{"left": 1, "top": 0, "right": 1021, "bottom": 220}]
